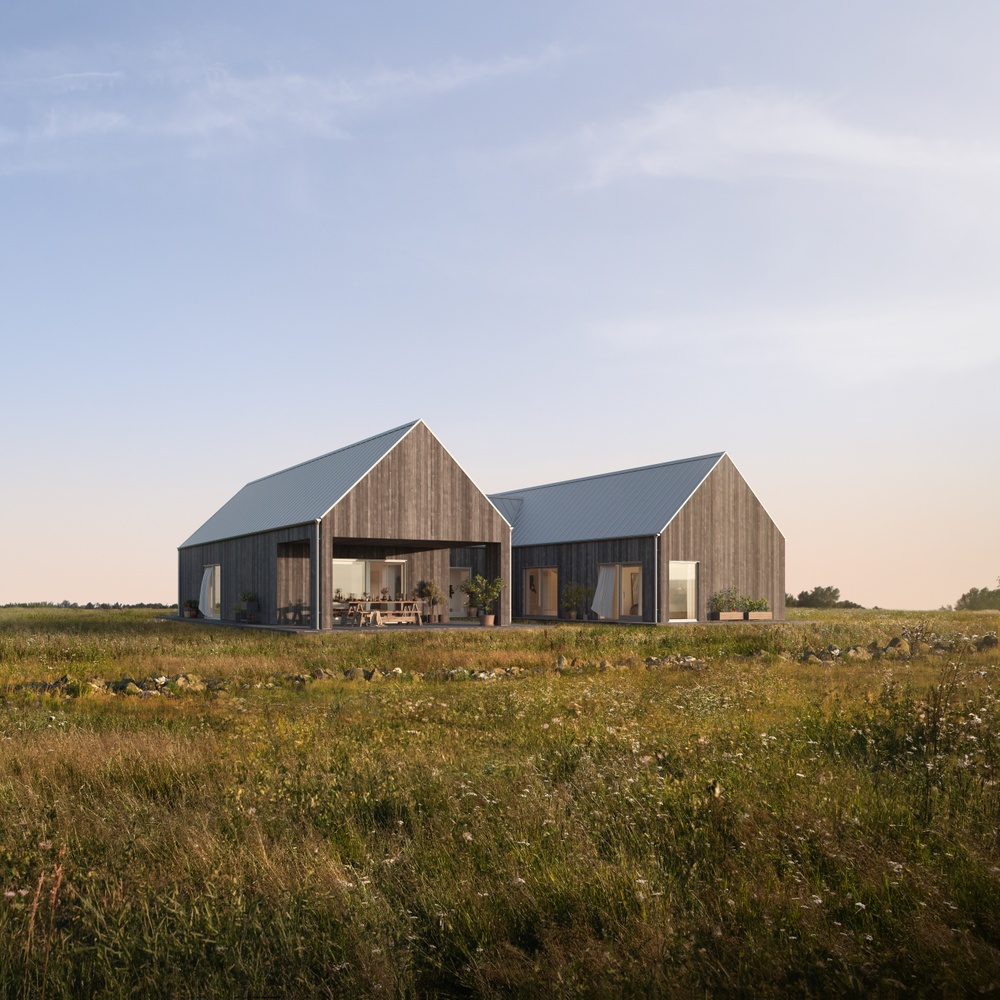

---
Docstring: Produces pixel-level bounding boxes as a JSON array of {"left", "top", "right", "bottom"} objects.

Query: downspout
[
  {"left": 315, "top": 519, "right": 322, "bottom": 631},
  {"left": 653, "top": 535, "right": 659, "bottom": 625}
]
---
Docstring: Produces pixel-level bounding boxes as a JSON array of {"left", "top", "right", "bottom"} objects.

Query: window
[
  {"left": 592, "top": 564, "right": 642, "bottom": 619},
  {"left": 331, "top": 559, "right": 366, "bottom": 601},
  {"left": 668, "top": 561, "right": 698, "bottom": 621},
  {"left": 199, "top": 565, "right": 221, "bottom": 619},
  {"left": 331, "top": 559, "right": 406, "bottom": 601},
  {"left": 524, "top": 567, "right": 558, "bottom": 616}
]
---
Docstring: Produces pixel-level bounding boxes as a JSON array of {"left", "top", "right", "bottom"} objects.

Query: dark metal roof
[
  {"left": 489, "top": 452, "right": 725, "bottom": 547},
  {"left": 179, "top": 421, "right": 419, "bottom": 548}
]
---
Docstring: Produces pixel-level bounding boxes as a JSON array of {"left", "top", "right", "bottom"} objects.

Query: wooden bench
[{"left": 344, "top": 600, "right": 421, "bottom": 627}]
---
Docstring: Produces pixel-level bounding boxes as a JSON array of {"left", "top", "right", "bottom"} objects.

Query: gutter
[{"left": 315, "top": 519, "right": 322, "bottom": 631}]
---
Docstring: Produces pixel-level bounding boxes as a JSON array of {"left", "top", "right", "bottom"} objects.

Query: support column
[{"left": 484, "top": 537, "right": 512, "bottom": 626}]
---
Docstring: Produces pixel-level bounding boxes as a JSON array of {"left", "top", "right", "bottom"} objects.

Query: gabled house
[
  {"left": 489, "top": 452, "right": 784, "bottom": 623},
  {"left": 179, "top": 423, "right": 783, "bottom": 628},
  {"left": 178, "top": 420, "right": 512, "bottom": 627}
]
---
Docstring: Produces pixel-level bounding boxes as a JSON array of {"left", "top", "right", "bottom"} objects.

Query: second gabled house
[
  {"left": 488, "top": 452, "right": 784, "bottom": 623},
  {"left": 179, "top": 420, "right": 512, "bottom": 627}
]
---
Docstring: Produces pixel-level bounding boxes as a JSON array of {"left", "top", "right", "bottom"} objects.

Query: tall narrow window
[
  {"left": 621, "top": 565, "right": 642, "bottom": 618},
  {"left": 668, "top": 561, "right": 698, "bottom": 621},
  {"left": 199, "top": 565, "right": 221, "bottom": 619},
  {"left": 524, "top": 567, "right": 558, "bottom": 616}
]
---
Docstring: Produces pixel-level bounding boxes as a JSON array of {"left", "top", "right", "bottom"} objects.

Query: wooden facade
[
  {"left": 509, "top": 538, "right": 656, "bottom": 622},
  {"left": 180, "top": 422, "right": 781, "bottom": 630},
  {"left": 507, "top": 454, "right": 784, "bottom": 624},
  {"left": 659, "top": 454, "right": 785, "bottom": 622},
  {"left": 179, "top": 421, "right": 512, "bottom": 628}
]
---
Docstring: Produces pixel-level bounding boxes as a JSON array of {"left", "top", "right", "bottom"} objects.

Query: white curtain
[
  {"left": 591, "top": 566, "right": 616, "bottom": 619},
  {"left": 198, "top": 566, "right": 217, "bottom": 618}
]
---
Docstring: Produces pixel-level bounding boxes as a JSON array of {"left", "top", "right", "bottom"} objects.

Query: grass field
[{"left": 1, "top": 607, "right": 998, "bottom": 997}]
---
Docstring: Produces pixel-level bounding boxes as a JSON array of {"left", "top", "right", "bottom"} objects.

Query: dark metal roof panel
[
  {"left": 489, "top": 452, "right": 724, "bottom": 547},
  {"left": 179, "top": 421, "right": 419, "bottom": 548}
]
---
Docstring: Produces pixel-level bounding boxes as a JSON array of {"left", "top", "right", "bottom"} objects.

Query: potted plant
[
  {"left": 561, "top": 581, "right": 593, "bottom": 620},
  {"left": 744, "top": 598, "right": 772, "bottom": 621},
  {"left": 420, "top": 579, "right": 446, "bottom": 623},
  {"left": 240, "top": 589, "right": 259, "bottom": 622},
  {"left": 461, "top": 574, "right": 506, "bottom": 626},
  {"left": 708, "top": 587, "right": 745, "bottom": 621},
  {"left": 183, "top": 599, "right": 199, "bottom": 619}
]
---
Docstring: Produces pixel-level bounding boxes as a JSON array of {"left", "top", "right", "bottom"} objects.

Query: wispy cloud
[
  {"left": 585, "top": 88, "right": 1000, "bottom": 187},
  {"left": 0, "top": 46, "right": 568, "bottom": 168}
]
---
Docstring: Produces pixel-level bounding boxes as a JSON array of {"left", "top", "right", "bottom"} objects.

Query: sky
[{"left": 1, "top": 1, "right": 998, "bottom": 610}]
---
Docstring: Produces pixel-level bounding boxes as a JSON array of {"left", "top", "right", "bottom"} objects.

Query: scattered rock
[{"left": 344, "top": 667, "right": 366, "bottom": 681}]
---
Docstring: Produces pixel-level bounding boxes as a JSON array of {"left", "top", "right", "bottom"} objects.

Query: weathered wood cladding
[
  {"left": 178, "top": 524, "right": 315, "bottom": 626},
  {"left": 319, "top": 423, "right": 512, "bottom": 626},
  {"left": 277, "top": 541, "right": 312, "bottom": 624},
  {"left": 511, "top": 537, "right": 656, "bottom": 621},
  {"left": 659, "top": 454, "right": 785, "bottom": 622},
  {"left": 324, "top": 422, "right": 508, "bottom": 544},
  {"left": 449, "top": 546, "right": 487, "bottom": 577}
]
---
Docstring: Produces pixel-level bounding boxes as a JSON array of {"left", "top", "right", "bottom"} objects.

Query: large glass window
[
  {"left": 331, "top": 559, "right": 406, "bottom": 602},
  {"left": 331, "top": 559, "right": 366, "bottom": 601},
  {"left": 524, "top": 567, "right": 558, "bottom": 616},
  {"left": 592, "top": 564, "right": 642, "bottom": 619},
  {"left": 668, "top": 561, "right": 698, "bottom": 621}
]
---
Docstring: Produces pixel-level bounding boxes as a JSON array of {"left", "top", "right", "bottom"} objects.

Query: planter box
[
  {"left": 708, "top": 611, "right": 744, "bottom": 621},
  {"left": 745, "top": 611, "right": 773, "bottom": 621}
]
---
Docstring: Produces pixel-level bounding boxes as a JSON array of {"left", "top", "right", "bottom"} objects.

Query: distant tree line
[
  {"left": 955, "top": 577, "right": 1000, "bottom": 611},
  {"left": 785, "top": 586, "right": 863, "bottom": 609},
  {"left": 1, "top": 601, "right": 178, "bottom": 610}
]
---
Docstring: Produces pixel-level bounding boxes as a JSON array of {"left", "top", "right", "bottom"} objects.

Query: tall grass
[{"left": 0, "top": 608, "right": 997, "bottom": 996}]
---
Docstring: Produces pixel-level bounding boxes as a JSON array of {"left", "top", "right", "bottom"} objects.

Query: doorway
[{"left": 449, "top": 567, "right": 471, "bottom": 617}]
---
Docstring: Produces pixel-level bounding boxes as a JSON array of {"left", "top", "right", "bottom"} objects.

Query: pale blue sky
[{"left": 2, "top": 2, "right": 998, "bottom": 608}]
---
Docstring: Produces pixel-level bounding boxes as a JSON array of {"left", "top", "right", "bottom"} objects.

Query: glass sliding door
[
  {"left": 524, "top": 567, "right": 558, "bottom": 616},
  {"left": 199, "top": 565, "right": 221, "bottom": 619},
  {"left": 592, "top": 565, "right": 617, "bottom": 619},
  {"left": 668, "top": 561, "right": 698, "bottom": 621},
  {"left": 369, "top": 561, "right": 404, "bottom": 600},
  {"left": 592, "top": 563, "right": 642, "bottom": 619},
  {"left": 620, "top": 565, "right": 642, "bottom": 618}
]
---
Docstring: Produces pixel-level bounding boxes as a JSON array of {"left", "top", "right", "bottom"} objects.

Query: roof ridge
[
  {"left": 490, "top": 451, "right": 726, "bottom": 498},
  {"left": 245, "top": 420, "right": 420, "bottom": 486}
]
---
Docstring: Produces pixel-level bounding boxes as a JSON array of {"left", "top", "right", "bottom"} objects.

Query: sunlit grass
[{"left": 0, "top": 607, "right": 998, "bottom": 996}]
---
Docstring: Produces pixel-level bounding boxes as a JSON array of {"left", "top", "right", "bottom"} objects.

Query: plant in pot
[
  {"left": 709, "top": 587, "right": 745, "bottom": 621},
  {"left": 183, "top": 599, "right": 199, "bottom": 619},
  {"left": 744, "top": 597, "right": 772, "bottom": 621},
  {"left": 561, "top": 581, "right": 593, "bottom": 620},
  {"left": 420, "top": 579, "right": 446, "bottom": 623},
  {"left": 240, "top": 589, "right": 258, "bottom": 622},
  {"left": 462, "top": 574, "right": 506, "bottom": 626}
]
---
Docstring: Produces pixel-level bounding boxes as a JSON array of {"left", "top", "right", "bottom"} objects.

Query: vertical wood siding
[
  {"left": 658, "top": 454, "right": 785, "bottom": 622},
  {"left": 178, "top": 525, "right": 314, "bottom": 626},
  {"left": 511, "top": 537, "right": 655, "bottom": 621},
  {"left": 320, "top": 422, "right": 511, "bottom": 626}
]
